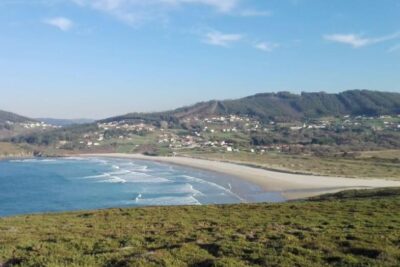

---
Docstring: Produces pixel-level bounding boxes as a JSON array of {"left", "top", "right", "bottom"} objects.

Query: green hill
[
  {"left": 222, "top": 90, "right": 400, "bottom": 121},
  {"left": 0, "top": 110, "right": 35, "bottom": 124},
  {"left": 104, "top": 90, "right": 400, "bottom": 123},
  {"left": 1, "top": 188, "right": 400, "bottom": 266}
]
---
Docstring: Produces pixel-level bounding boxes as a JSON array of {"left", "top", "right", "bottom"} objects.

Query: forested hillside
[
  {"left": 104, "top": 90, "right": 400, "bottom": 123},
  {"left": 0, "top": 110, "right": 34, "bottom": 124}
]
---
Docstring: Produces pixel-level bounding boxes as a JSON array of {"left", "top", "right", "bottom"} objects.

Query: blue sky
[{"left": 1, "top": 0, "right": 400, "bottom": 119}]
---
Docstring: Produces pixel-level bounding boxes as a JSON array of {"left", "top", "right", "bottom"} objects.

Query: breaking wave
[{"left": 181, "top": 175, "right": 245, "bottom": 202}]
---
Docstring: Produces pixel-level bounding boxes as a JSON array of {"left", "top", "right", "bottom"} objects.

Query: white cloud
[
  {"left": 203, "top": 31, "right": 243, "bottom": 47},
  {"left": 170, "top": 0, "right": 239, "bottom": 12},
  {"left": 239, "top": 9, "right": 272, "bottom": 17},
  {"left": 255, "top": 42, "right": 279, "bottom": 52},
  {"left": 44, "top": 17, "right": 73, "bottom": 31},
  {"left": 71, "top": 0, "right": 242, "bottom": 25},
  {"left": 324, "top": 32, "right": 400, "bottom": 48},
  {"left": 69, "top": 0, "right": 269, "bottom": 48},
  {"left": 73, "top": 0, "right": 239, "bottom": 10}
]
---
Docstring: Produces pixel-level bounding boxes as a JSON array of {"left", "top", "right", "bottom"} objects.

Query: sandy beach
[{"left": 80, "top": 153, "right": 400, "bottom": 200}]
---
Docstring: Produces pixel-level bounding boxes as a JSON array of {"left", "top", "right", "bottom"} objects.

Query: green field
[{"left": 1, "top": 188, "right": 400, "bottom": 266}]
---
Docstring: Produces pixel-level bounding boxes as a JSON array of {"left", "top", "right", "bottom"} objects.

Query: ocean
[{"left": 0, "top": 157, "right": 285, "bottom": 216}]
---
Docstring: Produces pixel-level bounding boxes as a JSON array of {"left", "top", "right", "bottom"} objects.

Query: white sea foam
[
  {"left": 65, "top": 157, "right": 85, "bottom": 161},
  {"left": 83, "top": 170, "right": 129, "bottom": 179},
  {"left": 10, "top": 159, "right": 26, "bottom": 163},
  {"left": 189, "top": 184, "right": 204, "bottom": 196},
  {"left": 10, "top": 159, "right": 57, "bottom": 163},
  {"left": 109, "top": 170, "right": 131, "bottom": 176},
  {"left": 136, "top": 165, "right": 148, "bottom": 171},
  {"left": 124, "top": 175, "right": 171, "bottom": 183},
  {"left": 108, "top": 166, "right": 170, "bottom": 183},
  {"left": 83, "top": 170, "right": 130, "bottom": 179},
  {"left": 100, "top": 176, "right": 127, "bottom": 183},
  {"left": 83, "top": 168, "right": 170, "bottom": 184},
  {"left": 156, "top": 183, "right": 204, "bottom": 196},
  {"left": 124, "top": 164, "right": 149, "bottom": 172},
  {"left": 182, "top": 175, "right": 245, "bottom": 202},
  {"left": 88, "top": 158, "right": 109, "bottom": 165},
  {"left": 83, "top": 173, "right": 111, "bottom": 179},
  {"left": 135, "top": 193, "right": 142, "bottom": 202},
  {"left": 125, "top": 170, "right": 151, "bottom": 177},
  {"left": 66, "top": 158, "right": 240, "bottom": 201}
]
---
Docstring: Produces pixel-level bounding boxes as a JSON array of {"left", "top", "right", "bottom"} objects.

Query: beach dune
[{"left": 80, "top": 153, "right": 400, "bottom": 200}]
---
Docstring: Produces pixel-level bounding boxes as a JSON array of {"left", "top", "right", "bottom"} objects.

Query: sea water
[{"left": 0, "top": 157, "right": 285, "bottom": 216}]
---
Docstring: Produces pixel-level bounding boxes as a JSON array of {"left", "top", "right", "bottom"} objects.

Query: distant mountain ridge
[
  {"left": 103, "top": 90, "right": 400, "bottom": 123},
  {"left": 0, "top": 110, "right": 35, "bottom": 124},
  {"left": 2, "top": 90, "right": 400, "bottom": 126},
  {"left": 37, "top": 118, "right": 95, "bottom": 127}
]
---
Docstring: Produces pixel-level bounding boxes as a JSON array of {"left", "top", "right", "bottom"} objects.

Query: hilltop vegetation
[
  {"left": 105, "top": 90, "right": 400, "bottom": 123},
  {"left": 9, "top": 123, "right": 99, "bottom": 147},
  {"left": 0, "top": 110, "right": 34, "bottom": 124},
  {"left": 0, "top": 111, "right": 60, "bottom": 140},
  {"left": 1, "top": 188, "right": 400, "bottom": 266}
]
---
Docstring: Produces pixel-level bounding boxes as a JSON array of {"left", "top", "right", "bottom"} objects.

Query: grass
[
  {"left": 309, "top": 187, "right": 400, "bottom": 200},
  {"left": 112, "top": 133, "right": 168, "bottom": 154},
  {"left": 183, "top": 150, "right": 400, "bottom": 179},
  {"left": 359, "top": 150, "right": 400, "bottom": 160},
  {"left": 1, "top": 188, "right": 400, "bottom": 266},
  {"left": 0, "top": 142, "right": 31, "bottom": 158}
]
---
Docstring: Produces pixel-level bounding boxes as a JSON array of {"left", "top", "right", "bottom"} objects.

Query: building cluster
[
  {"left": 342, "top": 115, "right": 400, "bottom": 131},
  {"left": 197, "top": 115, "right": 267, "bottom": 134},
  {"left": 58, "top": 113, "right": 400, "bottom": 151},
  {"left": 158, "top": 133, "right": 201, "bottom": 149},
  {"left": 5, "top": 121, "right": 60, "bottom": 130},
  {"left": 98, "top": 122, "right": 155, "bottom": 132},
  {"left": 287, "top": 115, "right": 400, "bottom": 131}
]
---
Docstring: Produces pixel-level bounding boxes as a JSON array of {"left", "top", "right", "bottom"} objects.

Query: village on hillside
[{"left": 48, "top": 114, "right": 400, "bottom": 155}]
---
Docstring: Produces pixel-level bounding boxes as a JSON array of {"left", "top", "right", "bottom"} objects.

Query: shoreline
[{"left": 78, "top": 153, "right": 400, "bottom": 200}]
